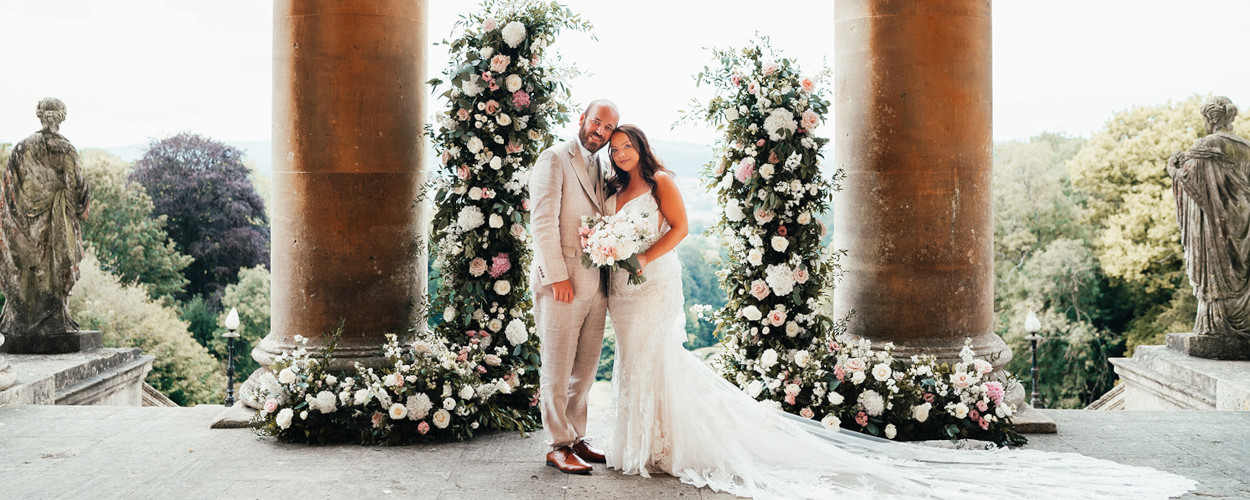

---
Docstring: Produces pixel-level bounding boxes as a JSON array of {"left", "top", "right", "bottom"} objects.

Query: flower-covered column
[
  {"left": 833, "top": 0, "right": 1013, "bottom": 370},
  {"left": 252, "top": 0, "right": 428, "bottom": 376}
]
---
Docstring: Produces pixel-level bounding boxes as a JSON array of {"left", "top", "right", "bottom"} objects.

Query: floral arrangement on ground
[
  {"left": 691, "top": 36, "right": 1024, "bottom": 446},
  {"left": 251, "top": 0, "right": 589, "bottom": 444}
]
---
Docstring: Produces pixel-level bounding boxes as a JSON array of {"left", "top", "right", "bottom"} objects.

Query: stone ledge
[
  {"left": 0, "top": 348, "right": 154, "bottom": 407},
  {"left": 0, "top": 330, "right": 103, "bottom": 354},
  {"left": 1111, "top": 345, "right": 1250, "bottom": 410},
  {"left": 1166, "top": 332, "right": 1250, "bottom": 360}
]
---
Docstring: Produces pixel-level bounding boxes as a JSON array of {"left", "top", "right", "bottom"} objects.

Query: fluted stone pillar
[
  {"left": 252, "top": 0, "right": 428, "bottom": 375},
  {"left": 833, "top": 0, "right": 1011, "bottom": 369}
]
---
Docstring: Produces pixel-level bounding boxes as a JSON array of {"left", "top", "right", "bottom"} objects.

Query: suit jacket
[{"left": 529, "top": 139, "right": 616, "bottom": 296}]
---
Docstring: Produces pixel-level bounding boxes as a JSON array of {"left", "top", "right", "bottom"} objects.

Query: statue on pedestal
[
  {"left": 1165, "top": 95, "right": 1250, "bottom": 359},
  {"left": 0, "top": 98, "right": 97, "bottom": 354}
]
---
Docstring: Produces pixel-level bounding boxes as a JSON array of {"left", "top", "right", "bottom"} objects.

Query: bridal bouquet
[{"left": 580, "top": 212, "right": 654, "bottom": 285}]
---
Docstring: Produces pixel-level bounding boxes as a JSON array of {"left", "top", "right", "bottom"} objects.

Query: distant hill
[{"left": 100, "top": 140, "right": 273, "bottom": 173}]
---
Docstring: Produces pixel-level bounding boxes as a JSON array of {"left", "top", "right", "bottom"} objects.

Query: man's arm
[{"left": 529, "top": 147, "right": 571, "bottom": 289}]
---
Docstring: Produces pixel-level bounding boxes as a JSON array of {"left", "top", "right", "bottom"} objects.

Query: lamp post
[
  {"left": 223, "top": 308, "right": 240, "bottom": 407},
  {"left": 1024, "top": 310, "right": 1043, "bottom": 409}
]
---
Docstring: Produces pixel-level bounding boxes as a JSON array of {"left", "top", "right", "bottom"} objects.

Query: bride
[{"left": 600, "top": 124, "right": 1196, "bottom": 499}]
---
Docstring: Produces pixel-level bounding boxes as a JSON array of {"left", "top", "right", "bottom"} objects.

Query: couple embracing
[{"left": 526, "top": 101, "right": 1195, "bottom": 499}]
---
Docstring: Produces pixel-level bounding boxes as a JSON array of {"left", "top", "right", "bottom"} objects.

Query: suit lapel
[{"left": 568, "top": 143, "right": 604, "bottom": 213}]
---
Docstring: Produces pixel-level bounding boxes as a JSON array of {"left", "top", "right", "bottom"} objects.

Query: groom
[{"left": 529, "top": 99, "right": 619, "bottom": 474}]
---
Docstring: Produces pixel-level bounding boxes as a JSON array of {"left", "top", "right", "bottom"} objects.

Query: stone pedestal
[
  {"left": 833, "top": 0, "right": 1012, "bottom": 370},
  {"left": 0, "top": 330, "right": 102, "bottom": 355},
  {"left": 1166, "top": 332, "right": 1250, "bottom": 361},
  {"left": 0, "top": 348, "right": 155, "bottom": 407},
  {"left": 250, "top": 0, "right": 428, "bottom": 379},
  {"left": 1110, "top": 345, "right": 1250, "bottom": 411}
]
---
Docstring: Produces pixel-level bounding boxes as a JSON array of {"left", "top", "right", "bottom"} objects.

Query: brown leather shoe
[
  {"left": 546, "top": 447, "right": 592, "bottom": 474},
  {"left": 571, "top": 439, "right": 606, "bottom": 463}
]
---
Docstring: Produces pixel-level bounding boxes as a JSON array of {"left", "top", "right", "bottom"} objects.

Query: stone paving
[{"left": 1, "top": 402, "right": 1247, "bottom": 499}]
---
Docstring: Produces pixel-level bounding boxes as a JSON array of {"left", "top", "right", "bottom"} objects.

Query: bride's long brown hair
[{"left": 606, "top": 124, "right": 672, "bottom": 197}]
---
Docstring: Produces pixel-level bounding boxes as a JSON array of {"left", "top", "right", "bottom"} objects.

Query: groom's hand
[{"left": 552, "top": 280, "right": 575, "bottom": 303}]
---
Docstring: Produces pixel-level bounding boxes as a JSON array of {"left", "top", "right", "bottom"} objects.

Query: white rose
[
  {"left": 912, "top": 402, "right": 932, "bottom": 423},
  {"left": 496, "top": 114, "right": 512, "bottom": 127},
  {"left": 797, "top": 212, "right": 812, "bottom": 225},
  {"left": 820, "top": 414, "right": 840, "bottom": 433},
  {"left": 884, "top": 424, "right": 897, "bottom": 439},
  {"left": 479, "top": 47, "right": 494, "bottom": 59},
  {"left": 742, "top": 305, "right": 763, "bottom": 322},
  {"left": 746, "top": 249, "right": 763, "bottom": 267},
  {"left": 973, "top": 359, "right": 994, "bottom": 374},
  {"left": 851, "top": 371, "right": 866, "bottom": 385},
  {"left": 794, "top": 350, "right": 811, "bottom": 367},
  {"left": 432, "top": 409, "right": 452, "bottom": 429},
  {"left": 950, "top": 371, "right": 974, "bottom": 389},
  {"left": 275, "top": 408, "right": 294, "bottom": 429},
  {"left": 760, "top": 348, "right": 779, "bottom": 368},
  {"left": 953, "top": 403, "right": 970, "bottom": 419},
  {"left": 466, "top": 136, "right": 484, "bottom": 153},
  {"left": 494, "top": 280, "right": 511, "bottom": 295},
  {"left": 746, "top": 380, "right": 764, "bottom": 398},
  {"left": 489, "top": 214, "right": 504, "bottom": 228},
  {"left": 771, "top": 236, "right": 789, "bottom": 253},
  {"left": 785, "top": 321, "right": 801, "bottom": 337},
  {"left": 484, "top": 354, "right": 502, "bottom": 366},
  {"left": 389, "top": 402, "right": 407, "bottom": 420},
  {"left": 725, "top": 106, "right": 739, "bottom": 121},
  {"left": 487, "top": 318, "right": 503, "bottom": 332},
  {"left": 278, "top": 368, "right": 296, "bottom": 385},
  {"left": 828, "top": 392, "right": 845, "bottom": 405},
  {"left": 459, "top": 385, "right": 475, "bottom": 400},
  {"left": 443, "top": 306, "right": 456, "bottom": 322},
  {"left": 759, "top": 163, "right": 775, "bottom": 180},
  {"left": 505, "top": 74, "right": 523, "bottom": 92},
  {"left": 442, "top": 397, "right": 457, "bottom": 411},
  {"left": 872, "top": 363, "right": 892, "bottom": 382}
]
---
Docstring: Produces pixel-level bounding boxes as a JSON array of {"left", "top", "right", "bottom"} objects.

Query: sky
[{"left": 1, "top": 0, "right": 1248, "bottom": 151}]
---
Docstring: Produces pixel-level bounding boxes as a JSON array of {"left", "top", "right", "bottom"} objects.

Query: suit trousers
[{"left": 535, "top": 282, "right": 608, "bottom": 449}]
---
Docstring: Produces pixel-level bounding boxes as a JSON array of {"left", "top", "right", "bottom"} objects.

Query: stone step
[{"left": 0, "top": 348, "right": 155, "bottom": 408}]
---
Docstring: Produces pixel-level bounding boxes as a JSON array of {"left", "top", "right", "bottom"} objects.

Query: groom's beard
[{"left": 579, "top": 127, "right": 607, "bottom": 152}]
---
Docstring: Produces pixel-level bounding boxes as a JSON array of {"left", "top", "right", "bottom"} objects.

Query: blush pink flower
[
  {"left": 731, "top": 74, "right": 742, "bottom": 86},
  {"left": 371, "top": 411, "right": 385, "bottom": 428},
  {"left": 793, "top": 268, "right": 809, "bottom": 283},
  {"left": 767, "top": 309, "right": 787, "bottom": 327},
  {"left": 923, "top": 392, "right": 935, "bottom": 403},
  {"left": 484, "top": 100, "right": 500, "bottom": 115},
  {"left": 481, "top": 188, "right": 495, "bottom": 199},
  {"left": 800, "top": 77, "right": 816, "bottom": 93},
  {"left": 468, "top": 258, "right": 488, "bottom": 277},
  {"left": 263, "top": 399, "right": 278, "bottom": 414},
  {"left": 984, "top": 381, "right": 1005, "bottom": 404},
  {"left": 506, "top": 141, "right": 523, "bottom": 154},
  {"left": 749, "top": 279, "right": 771, "bottom": 300},
  {"left": 855, "top": 411, "right": 868, "bottom": 427},
  {"left": 512, "top": 90, "right": 531, "bottom": 108},
  {"left": 784, "top": 393, "right": 796, "bottom": 405},
  {"left": 418, "top": 421, "right": 430, "bottom": 434},
  {"left": 979, "top": 419, "right": 990, "bottom": 430},
  {"left": 522, "top": 199, "right": 530, "bottom": 211},
  {"left": 489, "top": 54, "right": 511, "bottom": 73},
  {"left": 480, "top": 72, "right": 494, "bottom": 84},
  {"left": 735, "top": 157, "right": 755, "bottom": 183},
  {"left": 777, "top": 225, "right": 787, "bottom": 237},
  {"left": 801, "top": 109, "right": 821, "bottom": 130},
  {"left": 976, "top": 400, "right": 989, "bottom": 413},
  {"left": 799, "top": 407, "right": 814, "bottom": 419},
  {"left": 756, "top": 138, "right": 766, "bottom": 147},
  {"left": 457, "top": 108, "right": 470, "bottom": 121},
  {"left": 456, "top": 165, "right": 470, "bottom": 180},
  {"left": 969, "top": 409, "right": 981, "bottom": 422},
  {"left": 489, "top": 253, "right": 511, "bottom": 278},
  {"left": 834, "top": 367, "right": 845, "bottom": 381}
]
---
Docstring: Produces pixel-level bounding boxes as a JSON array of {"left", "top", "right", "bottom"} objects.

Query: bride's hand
[{"left": 636, "top": 254, "right": 650, "bottom": 275}]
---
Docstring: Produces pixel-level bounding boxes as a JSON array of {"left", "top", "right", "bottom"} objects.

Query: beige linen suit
[{"left": 530, "top": 139, "right": 614, "bottom": 449}]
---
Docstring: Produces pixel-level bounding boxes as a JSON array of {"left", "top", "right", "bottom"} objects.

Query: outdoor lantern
[
  {"left": 223, "top": 307, "right": 241, "bottom": 407},
  {"left": 1024, "top": 310, "right": 1043, "bottom": 408}
]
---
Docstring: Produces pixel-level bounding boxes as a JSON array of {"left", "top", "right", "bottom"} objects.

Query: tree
[
  {"left": 69, "top": 252, "right": 227, "bottom": 406},
  {"left": 1067, "top": 95, "right": 1250, "bottom": 350},
  {"left": 79, "top": 149, "right": 192, "bottom": 301},
  {"left": 130, "top": 133, "right": 269, "bottom": 300}
]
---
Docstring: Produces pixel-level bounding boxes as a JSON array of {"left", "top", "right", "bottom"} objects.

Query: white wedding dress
[{"left": 604, "top": 194, "right": 1196, "bottom": 500}]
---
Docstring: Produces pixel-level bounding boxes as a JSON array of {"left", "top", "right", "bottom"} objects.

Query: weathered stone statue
[
  {"left": 1165, "top": 96, "right": 1250, "bottom": 360},
  {"left": 0, "top": 98, "right": 97, "bottom": 354}
]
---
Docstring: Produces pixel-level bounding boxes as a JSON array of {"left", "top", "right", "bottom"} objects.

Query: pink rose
[
  {"left": 371, "top": 411, "right": 385, "bottom": 428},
  {"left": 512, "top": 90, "right": 531, "bottom": 108},
  {"left": 756, "top": 138, "right": 766, "bottom": 147},
  {"left": 511, "top": 224, "right": 526, "bottom": 239},
  {"left": 489, "top": 253, "right": 511, "bottom": 278},
  {"left": 482, "top": 17, "right": 498, "bottom": 32},
  {"left": 748, "top": 82, "right": 759, "bottom": 95},
  {"left": 488, "top": 82, "right": 499, "bottom": 92},
  {"left": 763, "top": 62, "right": 779, "bottom": 76},
  {"left": 418, "top": 421, "right": 431, "bottom": 434},
  {"left": 731, "top": 74, "right": 742, "bottom": 86},
  {"left": 481, "top": 72, "right": 494, "bottom": 83},
  {"left": 489, "top": 54, "right": 511, "bottom": 73},
  {"left": 477, "top": 365, "right": 487, "bottom": 374},
  {"left": 469, "top": 258, "right": 488, "bottom": 277},
  {"left": 973, "top": 359, "right": 994, "bottom": 374},
  {"left": 793, "top": 268, "right": 809, "bottom": 284},
  {"left": 263, "top": 399, "right": 278, "bottom": 414},
  {"left": 506, "top": 141, "right": 523, "bottom": 154},
  {"left": 767, "top": 309, "right": 786, "bottom": 327},
  {"left": 984, "top": 381, "right": 1005, "bottom": 404},
  {"left": 456, "top": 165, "right": 470, "bottom": 180},
  {"left": 855, "top": 411, "right": 868, "bottom": 427},
  {"left": 754, "top": 208, "right": 775, "bottom": 224},
  {"left": 481, "top": 188, "right": 495, "bottom": 199},
  {"left": 749, "top": 279, "right": 771, "bottom": 300},
  {"left": 777, "top": 225, "right": 787, "bottom": 237},
  {"left": 457, "top": 108, "right": 470, "bottom": 121},
  {"left": 784, "top": 393, "right": 796, "bottom": 405},
  {"left": 800, "top": 77, "right": 816, "bottom": 93},
  {"left": 950, "top": 371, "right": 974, "bottom": 389},
  {"left": 484, "top": 100, "right": 500, "bottom": 115},
  {"left": 734, "top": 158, "right": 755, "bottom": 183},
  {"left": 799, "top": 407, "right": 815, "bottom": 419},
  {"left": 968, "top": 409, "right": 981, "bottom": 422},
  {"left": 844, "top": 358, "right": 867, "bottom": 372},
  {"left": 923, "top": 392, "right": 935, "bottom": 403},
  {"left": 976, "top": 400, "right": 988, "bottom": 412},
  {"left": 801, "top": 109, "right": 820, "bottom": 130},
  {"left": 979, "top": 419, "right": 990, "bottom": 430}
]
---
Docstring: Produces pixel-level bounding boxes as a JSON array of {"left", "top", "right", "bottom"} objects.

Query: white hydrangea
[
  {"left": 726, "top": 199, "right": 745, "bottom": 222},
  {"left": 501, "top": 21, "right": 527, "bottom": 48},
  {"left": 762, "top": 108, "right": 797, "bottom": 141},
  {"left": 742, "top": 305, "right": 762, "bottom": 321},
  {"left": 458, "top": 206, "right": 485, "bottom": 231},
  {"left": 406, "top": 393, "right": 433, "bottom": 420},
  {"left": 765, "top": 264, "right": 795, "bottom": 296},
  {"left": 505, "top": 318, "right": 529, "bottom": 345},
  {"left": 858, "top": 389, "right": 885, "bottom": 416}
]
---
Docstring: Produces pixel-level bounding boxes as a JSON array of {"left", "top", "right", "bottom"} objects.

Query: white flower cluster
[{"left": 580, "top": 211, "right": 655, "bottom": 267}]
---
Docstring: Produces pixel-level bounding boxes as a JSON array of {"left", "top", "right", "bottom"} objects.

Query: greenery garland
[
  {"left": 251, "top": 0, "right": 589, "bottom": 444},
  {"left": 693, "top": 37, "right": 1023, "bottom": 445}
]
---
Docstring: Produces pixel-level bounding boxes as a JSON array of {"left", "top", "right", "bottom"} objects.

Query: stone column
[
  {"left": 833, "top": 0, "right": 1011, "bottom": 368},
  {"left": 252, "top": 0, "right": 428, "bottom": 374}
]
